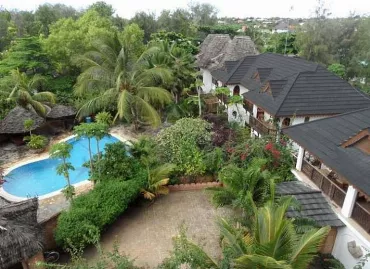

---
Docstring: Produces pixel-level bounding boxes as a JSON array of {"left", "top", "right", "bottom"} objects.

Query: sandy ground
[{"left": 83, "top": 191, "right": 231, "bottom": 268}]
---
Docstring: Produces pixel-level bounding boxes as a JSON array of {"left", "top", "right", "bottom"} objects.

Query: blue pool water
[{"left": 3, "top": 135, "right": 119, "bottom": 198}]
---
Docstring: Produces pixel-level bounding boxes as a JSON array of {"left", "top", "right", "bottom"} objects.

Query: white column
[
  {"left": 295, "top": 146, "right": 305, "bottom": 171},
  {"left": 342, "top": 185, "right": 358, "bottom": 218},
  {"left": 252, "top": 105, "right": 257, "bottom": 118}
]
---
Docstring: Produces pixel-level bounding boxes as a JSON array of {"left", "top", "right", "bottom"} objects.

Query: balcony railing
[
  {"left": 301, "top": 159, "right": 346, "bottom": 208},
  {"left": 352, "top": 202, "right": 370, "bottom": 233},
  {"left": 249, "top": 115, "right": 277, "bottom": 136}
]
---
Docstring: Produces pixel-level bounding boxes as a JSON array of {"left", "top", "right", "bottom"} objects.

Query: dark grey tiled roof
[
  {"left": 213, "top": 53, "right": 370, "bottom": 117},
  {"left": 276, "top": 181, "right": 343, "bottom": 227},
  {"left": 283, "top": 108, "right": 370, "bottom": 196}
]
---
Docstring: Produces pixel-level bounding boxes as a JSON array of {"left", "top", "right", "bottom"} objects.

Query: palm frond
[
  {"left": 117, "top": 90, "right": 133, "bottom": 121},
  {"left": 234, "top": 254, "right": 292, "bottom": 269},
  {"left": 136, "top": 87, "right": 173, "bottom": 108},
  {"left": 289, "top": 226, "right": 330, "bottom": 269},
  {"left": 33, "top": 91, "right": 56, "bottom": 103},
  {"left": 29, "top": 100, "right": 47, "bottom": 116},
  {"left": 133, "top": 96, "right": 161, "bottom": 127},
  {"left": 218, "top": 218, "right": 249, "bottom": 257},
  {"left": 77, "top": 91, "right": 116, "bottom": 119}
]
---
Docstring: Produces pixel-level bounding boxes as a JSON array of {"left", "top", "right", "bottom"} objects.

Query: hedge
[{"left": 55, "top": 172, "right": 146, "bottom": 250}]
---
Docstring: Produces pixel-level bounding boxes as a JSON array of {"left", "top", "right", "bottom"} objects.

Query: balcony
[
  {"left": 249, "top": 115, "right": 277, "bottom": 136},
  {"left": 296, "top": 156, "right": 370, "bottom": 234},
  {"left": 300, "top": 159, "right": 347, "bottom": 207}
]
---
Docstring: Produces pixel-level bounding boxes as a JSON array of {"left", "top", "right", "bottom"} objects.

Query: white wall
[
  {"left": 228, "top": 104, "right": 248, "bottom": 126},
  {"left": 201, "top": 68, "right": 213, "bottom": 93},
  {"left": 332, "top": 226, "right": 370, "bottom": 269},
  {"left": 228, "top": 84, "right": 249, "bottom": 95}
]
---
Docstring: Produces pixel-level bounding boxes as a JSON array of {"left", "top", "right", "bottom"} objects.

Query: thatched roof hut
[
  {"left": 0, "top": 198, "right": 44, "bottom": 269},
  {"left": 197, "top": 34, "right": 258, "bottom": 70},
  {"left": 46, "top": 105, "right": 76, "bottom": 119},
  {"left": 0, "top": 106, "right": 45, "bottom": 134},
  {"left": 197, "top": 34, "right": 231, "bottom": 70}
]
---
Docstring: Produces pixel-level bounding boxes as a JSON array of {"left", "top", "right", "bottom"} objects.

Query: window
[
  {"left": 233, "top": 85, "right": 240, "bottom": 96},
  {"left": 282, "top": 118, "right": 291, "bottom": 127},
  {"left": 304, "top": 117, "right": 310, "bottom": 122}
]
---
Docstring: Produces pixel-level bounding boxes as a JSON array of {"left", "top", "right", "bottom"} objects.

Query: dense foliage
[
  {"left": 156, "top": 118, "right": 212, "bottom": 176},
  {"left": 55, "top": 177, "right": 145, "bottom": 250}
]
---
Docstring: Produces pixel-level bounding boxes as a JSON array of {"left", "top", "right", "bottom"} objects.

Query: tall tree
[
  {"left": 43, "top": 9, "right": 116, "bottom": 72},
  {"left": 0, "top": 37, "right": 50, "bottom": 75},
  {"left": 130, "top": 12, "right": 158, "bottom": 42},
  {"left": 87, "top": 1, "right": 115, "bottom": 18},
  {"left": 189, "top": 3, "right": 218, "bottom": 26},
  {"left": 74, "top": 35, "right": 173, "bottom": 130},
  {"left": 295, "top": 0, "right": 334, "bottom": 64},
  {"left": 0, "top": 9, "right": 16, "bottom": 51}
]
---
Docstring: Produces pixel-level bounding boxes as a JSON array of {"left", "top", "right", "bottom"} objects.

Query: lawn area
[{"left": 83, "top": 190, "right": 231, "bottom": 268}]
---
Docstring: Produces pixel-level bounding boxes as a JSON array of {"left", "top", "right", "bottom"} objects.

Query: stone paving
[{"left": 83, "top": 190, "right": 231, "bottom": 268}]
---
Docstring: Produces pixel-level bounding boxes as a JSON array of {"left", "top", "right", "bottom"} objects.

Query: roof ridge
[{"left": 283, "top": 106, "right": 370, "bottom": 131}]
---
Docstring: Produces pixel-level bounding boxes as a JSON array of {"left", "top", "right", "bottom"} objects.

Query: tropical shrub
[
  {"left": 95, "top": 111, "right": 113, "bottom": 126},
  {"left": 25, "top": 135, "right": 48, "bottom": 150},
  {"left": 209, "top": 159, "right": 278, "bottom": 217},
  {"left": 92, "top": 142, "right": 143, "bottom": 181},
  {"left": 55, "top": 175, "right": 146, "bottom": 250},
  {"left": 156, "top": 118, "right": 211, "bottom": 176},
  {"left": 204, "top": 147, "right": 225, "bottom": 175}
]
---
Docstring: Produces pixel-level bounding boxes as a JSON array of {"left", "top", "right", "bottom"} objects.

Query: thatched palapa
[
  {"left": 0, "top": 198, "right": 44, "bottom": 269},
  {"left": 197, "top": 34, "right": 258, "bottom": 70},
  {"left": 196, "top": 34, "right": 231, "bottom": 70},
  {"left": 0, "top": 106, "right": 45, "bottom": 134},
  {"left": 46, "top": 105, "right": 76, "bottom": 119}
]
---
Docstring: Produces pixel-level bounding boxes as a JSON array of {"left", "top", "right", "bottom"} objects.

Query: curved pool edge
[{"left": 1, "top": 132, "right": 128, "bottom": 202}]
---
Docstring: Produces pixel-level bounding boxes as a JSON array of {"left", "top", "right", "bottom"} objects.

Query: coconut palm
[
  {"left": 74, "top": 36, "right": 173, "bottom": 130},
  {"left": 148, "top": 41, "right": 196, "bottom": 103},
  {"left": 5, "top": 69, "right": 55, "bottom": 116},
  {"left": 219, "top": 197, "right": 330, "bottom": 269}
]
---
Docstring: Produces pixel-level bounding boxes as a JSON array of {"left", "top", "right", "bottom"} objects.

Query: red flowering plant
[{"left": 262, "top": 136, "right": 294, "bottom": 180}]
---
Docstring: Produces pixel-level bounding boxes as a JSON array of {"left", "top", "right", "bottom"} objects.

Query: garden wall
[{"left": 168, "top": 182, "right": 222, "bottom": 191}]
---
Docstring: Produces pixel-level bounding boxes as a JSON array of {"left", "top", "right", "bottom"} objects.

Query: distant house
[
  {"left": 274, "top": 21, "right": 290, "bottom": 33},
  {"left": 283, "top": 108, "right": 370, "bottom": 269},
  {"left": 196, "top": 34, "right": 258, "bottom": 93},
  {"left": 211, "top": 53, "right": 370, "bottom": 136}
]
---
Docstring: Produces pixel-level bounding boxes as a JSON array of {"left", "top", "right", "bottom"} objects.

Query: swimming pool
[{"left": 3, "top": 135, "right": 120, "bottom": 198}]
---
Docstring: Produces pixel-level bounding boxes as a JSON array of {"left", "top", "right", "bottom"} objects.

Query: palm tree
[
  {"left": 5, "top": 69, "right": 55, "bottom": 116},
  {"left": 209, "top": 158, "right": 278, "bottom": 218},
  {"left": 74, "top": 36, "right": 173, "bottom": 130},
  {"left": 141, "top": 163, "right": 176, "bottom": 200},
  {"left": 219, "top": 197, "right": 330, "bottom": 269},
  {"left": 148, "top": 41, "right": 196, "bottom": 104}
]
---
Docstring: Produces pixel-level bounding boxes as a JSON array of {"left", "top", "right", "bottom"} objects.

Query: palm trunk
[
  {"left": 88, "top": 138, "right": 93, "bottom": 172},
  {"left": 63, "top": 158, "right": 71, "bottom": 187},
  {"left": 198, "top": 87, "right": 202, "bottom": 117},
  {"left": 97, "top": 140, "right": 101, "bottom": 178}
]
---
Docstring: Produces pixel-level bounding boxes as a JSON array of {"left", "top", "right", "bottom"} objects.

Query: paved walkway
[{"left": 84, "top": 190, "right": 230, "bottom": 268}]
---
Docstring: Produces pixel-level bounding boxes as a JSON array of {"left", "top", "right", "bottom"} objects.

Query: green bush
[
  {"left": 25, "top": 135, "right": 48, "bottom": 150},
  {"left": 156, "top": 118, "right": 212, "bottom": 176},
  {"left": 92, "top": 142, "right": 143, "bottom": 181},
  {"left": 55, "top": 175, "right": 146, "bottom": 250}
]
